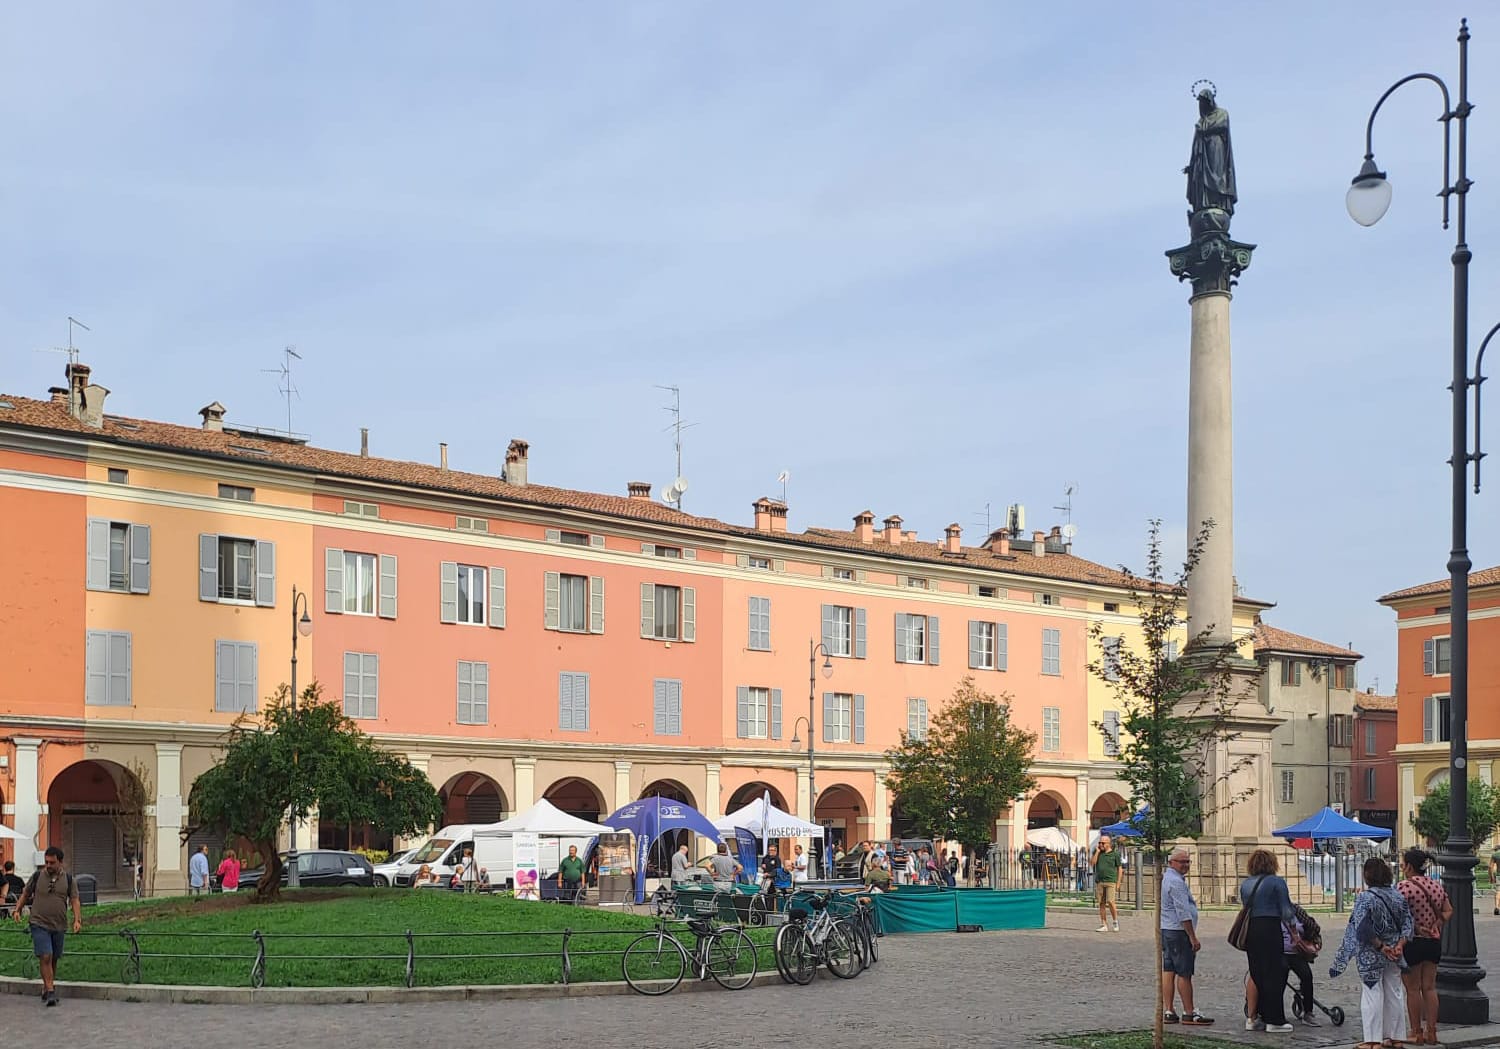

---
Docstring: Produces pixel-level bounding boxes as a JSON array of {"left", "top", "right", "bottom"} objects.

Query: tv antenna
[
  {"left": 777, "top": 469, "right": 789, "bottom": 505},
  {"left": 655, "top": 384, "right": 696, "bottom": 509},
  {"left": 1053, "top": 484, "right": 1077, "bottom": 528},
  {"left": 973, "top": 502, "right": 992, "bottom": 536},
  {"left": 262, "top": 346, "right": 302, "bottom": 436},
  {"left": 37, "top": 316, "right": 92, "bottom": 371}
]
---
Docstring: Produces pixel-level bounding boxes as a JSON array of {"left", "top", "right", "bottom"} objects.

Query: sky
[{"left": 2, "top": 3, "right": 1496, "bottom": 692}]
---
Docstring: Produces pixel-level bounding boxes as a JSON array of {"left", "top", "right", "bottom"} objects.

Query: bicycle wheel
[
  {"left": 861, "top": 909, "right": 879, "bottom": 964},
  {"left": 622, "top": 931, "right": 688, "bottom": 995},
  {"left": 747, "top": 893, "right": 768, "bottom": 926},
  {"left": 778, "top": 924, "right": 817, "bottom": 985},
  {"left": 773, "top": 921, "right": 798, "bottom": 984},
  {"left": 823, "top": 920, "right": 862, "bottom": 979},
  {"left": 707, "top": 926, "right": 758, "bottom": 990}
]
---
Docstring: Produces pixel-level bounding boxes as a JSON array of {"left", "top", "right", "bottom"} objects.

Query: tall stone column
[
  {"left": 613, "top": 761, "right": 633, "bottom": 812},
  {"left": 1186, "top": 290, "right": 1237, "bottom": 645},
  {"left": 513, "top": 757, "right": 536, "bottom": 810},
  {"left": 12, "top": 739, "right": 42, "bottom": 869},
  {"left": 153, "top": 744, "right": 185, "bottom": 891},
  {"left": 704, "top": 762, "right": 722, "bottom": 819}
]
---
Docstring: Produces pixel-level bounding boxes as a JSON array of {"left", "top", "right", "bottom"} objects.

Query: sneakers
[
  {"left": 1112, "top": 922, "right": 1121, "bottom": 932},
  {"left": 1301, "top": 1016, "right": 1320, "bottom": 1027},
  {"left": 43, "top": 991, "right": 58, "bottom": 1007},
  {"left": 1097, "top": 923, "right": 1109, "bottom": 932},
  {"left": 1246, "top": 1019, "right": 1265, "bottom": 1031},
  {"left": 1265, "top": 1023, "right": 1294, "bottom": 1033}
]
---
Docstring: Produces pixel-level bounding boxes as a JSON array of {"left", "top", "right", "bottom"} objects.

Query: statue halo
[{"left": 1191, "top": 79, "right": 1217, "bottom": 101}]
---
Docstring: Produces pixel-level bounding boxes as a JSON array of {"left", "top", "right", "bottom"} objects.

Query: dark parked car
[{"left": 238, "top": 850, "right": 375, "bottom": 891}]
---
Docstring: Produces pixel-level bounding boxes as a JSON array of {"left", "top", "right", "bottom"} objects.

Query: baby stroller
[{"left": 1245, "top": 906, "right": 1346, "bottom": 1028}]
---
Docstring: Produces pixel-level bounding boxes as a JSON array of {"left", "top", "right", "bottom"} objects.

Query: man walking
[
  {"left": 188, "top": 844, "right": 210, "bottom": 896},
  {"left": 13, "top": 846, "right": 83, "bottom": 1006},
  {"left": 1091, "top": 834, "right": 1121, "bottom": 932},
  {"left": 1160, "top": 847, "right": 1213, "bottom": 1025}
]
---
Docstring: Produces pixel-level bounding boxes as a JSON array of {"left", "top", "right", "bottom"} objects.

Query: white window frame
[
  {"left": 559, "top": 573, "right": 590, "bottom": 633},
  {"left": 652, "top": 583, "right": 682, "bottom": 640},
  {"left": 559, "top": 530, "right": 589, "bottom": 547},
  {"left": 898, "top": 613, "right": 927, "bottom": 663},
  {"left": 455, "top": 564, "right": 486, "bottom": 625},
  {"left": 748, "top": 596, "right": 771, "bottom": 651},
  {"left": 218, "top": 536, "right": 257, "bottom": 602},
  {"left": 218, "top": 483, "right": 254, "bottom": 502},
  {"left": 972, "top": 621, "right": 996, "bottom": 669},
  {"left": 1280, "top": 769, "right": 1295, "bottom": 804},
  {"left": 1042, "top": 628, "right": 1061, "bottom": 676},
  {"left": 832, "top": 567, "right": 855, "bottom": 581},
  {"left": 457, "top": 660, "right": 489, "bottom": 725},
  {"left": 744, "top": 687, "right": 770, "bottom": 739},
  {"left": 828, "top": 605, "right": 853, "bottom": 657},
  {"left": 1333, "top": 770, "right": 1347, "bottom": 806},
  {"left": 1434, "top": 636, "right": 1453, "bottom": 675},
  {"left": 1365, "top": 719, "right": 1378, "bottom": 756},
  {"left": 1042, "top": 706, "right": 1060, "bottom": 752},
  {"left": 828, "top": 693, "right": 853, "bottom": 743},
  {"left": 342, "top": 552, "right": 377, "bottom": 615},
  {"left": 747, "top": 556, "right": 772, "bottom": 571},
  {"left": 906, "top": 697, "right": 928, "bottom": 742}
]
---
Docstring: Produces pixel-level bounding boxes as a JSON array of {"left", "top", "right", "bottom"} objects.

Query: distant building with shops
[{"left": 1352, "top": 690, "right": 1397, "bottom": 833}]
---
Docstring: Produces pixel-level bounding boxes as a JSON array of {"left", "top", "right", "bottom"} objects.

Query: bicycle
[
  {"left": 622, "top": 917, "right": 759, "bottom": 995},
  {"left": 774, "top": 893, "right": 862, "bottom": 985},
  {"left": 831, "top": 893, "right": 879, "bottom": 968}
]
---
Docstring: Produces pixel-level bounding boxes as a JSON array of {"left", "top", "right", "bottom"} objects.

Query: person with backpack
[
  {"left": 11, "top": 846, "right": 83, "bottom": 1007},
  {"left": 1330, "top": 857, "right": 1414, "bottom": 1049},
  {"left": 1398, "top": 848, "right": 1452, "bottom": 1045}
]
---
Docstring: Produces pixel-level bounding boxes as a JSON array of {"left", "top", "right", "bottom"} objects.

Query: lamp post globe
[{"left": 1347, "top": 160, "right": 1393, "bottom": 226}]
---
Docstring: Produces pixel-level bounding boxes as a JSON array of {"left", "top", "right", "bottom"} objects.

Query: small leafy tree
[
  {"left": 191, "top": 682, "right": 442, "bottom": 902},
  {"left": 1088, "top": 521, "right": 1261, "bottom": 1049},
  {"left": 884, "top": 676, "right": 1037, "bottom": 861},
  {"left": 1411, "top": 779, "right": 1500, "bottom": 848}
]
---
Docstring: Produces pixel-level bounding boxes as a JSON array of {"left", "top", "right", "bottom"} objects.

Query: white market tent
[
  {"left": 474, "top": 798, "right": 614, "bottom": 837},
  {"left": 713, "top": 793, "right": 824, "bottom": 838},
  {"left": 1025, "top": 826, "right": 1076, "bottom": 853}
]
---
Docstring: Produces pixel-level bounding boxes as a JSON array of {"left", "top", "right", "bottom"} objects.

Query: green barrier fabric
[
  {"left": 895, "top": 883, "right": 946, "bottom": 894},
  {"left": 872, "top": 888, "right": 1045, "bottom": 933}
]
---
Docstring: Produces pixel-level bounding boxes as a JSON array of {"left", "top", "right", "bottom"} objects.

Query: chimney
[
  {"left": 505, "top": 438, "right": 529, "bottom": 487},
  {"left": 628, "top": 481, "right": 652, "bottom": 501},
  {"left": 984, "top": 529, "right": 1011, "bottom": 556},
  {"left": 440, "top": 442, "right": 449, "bottom": 471},
  {"left": 944, "top": 523, "right": 962, "bottom": 555},
  {"left": 854, "top": 510, "right": 875, "bottom": 544},
  {"left": 883, "top": 515, "right": 904, "bottom": 546},
  {"left": 1032, "top": 530, "right": 1046, "bottom": 558},
  {"left": 752, "top": 497, "right": 789, "bottom": 533},
  {"left": 48, "top": 387, "right": 68, "bottom": 405},
  {"left": 67, "top": 363, "right": 107, "bottom": 425},
  {"left": 360, "top": 428, "right": 369, "bottom": 457},
  {"left": 198, "top": 401, "right": 227, "bottom": 432}
]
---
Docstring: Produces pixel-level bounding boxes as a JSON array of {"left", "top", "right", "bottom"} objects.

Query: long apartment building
[{"left": 0, "top": 363, "right": 1265, "bottom": 890}]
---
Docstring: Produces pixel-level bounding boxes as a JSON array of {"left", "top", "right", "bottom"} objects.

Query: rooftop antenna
[
  {"left": 1053, "top": 483, "right": 1077, "bottom": 528},
  {"left": 655, "top": 384, "right": 696, "bottom": 509},
  {"left": 37, "top": 316, "right": 91, "bottom": 371},
  {"left": 262, "top": 346, "right": 302, "bottom": 436},
  {"left": 777, "top": 469, "right": 789, "bottom": 505},
  {"left": 973, "top": 502, "right": 992, "bottom": 536}
]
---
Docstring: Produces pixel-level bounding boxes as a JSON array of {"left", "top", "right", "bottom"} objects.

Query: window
[
  {"left": 1334, "top": 664, "right": 1357, "bottom": 690},
  {"left": 343, "top": 652, "right": 378, "bottom": 719},
  {"left": 653, "top": 679, "right": 682, "bottom": 736},
  {"left": 1329, "top": 714, "right": 1352, "bottom": 747},
  {"left": 1102, "top": 709, "right": 1120, "bottom": 756},
  {"left": 545, "top": 572, "right": 603, "bottom": 634},
  {"left": 200, "top": 534, "right": 275, "bottom": 606},
  {"left": 457, "top": 661, "right": 488, "bottom": 725},
  {"left": 968, "top": 620, "right": 998, "bottom": 670},
  {"left": 1279, "top": 659, "right": 1303, "bottom": 686},
  {"left": 641, "top": 583, "right": 696, "bottom": 642},
  {"left": 1365, "top": 766, "right": 1378, "bottom": 801},
  {"left": 747, "top": 596, "right": 771, "bottom": 651},
  {"left": 1333, "top": 770, "right": 1347, "bottom": 807},
  {"left": 896, "top": 613, "right": 940, "bottom": 664},
  {"left": 559, "top": 672, "right": 590, "bottom": 731},
  {"left": 85, "top": 630, "right": 131, "bottom": 706},
  {"left": 1036, "top": 593, "right": 1060, "bottom": 606},
  {"left": 1365, "top": 720, "right": 1378, "bottom": 756},
  {"left": 736, "top": 686, "right": 778, "bottom": 740},
  {"left": 326, "top": 549, "right": 397, "bottom": 618},
  {"left": 87, "top": 519, "right": 151, "bottom": 594},
  {"left": 107, "top": 468, "right": 128, "bottom": 485},
  {"left": 822, "top": 692, "right": 861, "bottom": 744},
  {"left": 1042, "top": 629, "right": 1061, "bottom": 675},
  {"left": 214, "top": 640, "right": 258, "bottom": 713},
  {"left": 343, "top": 500, "right": 379, "bottom": 518},
  {"left": 832, "top": 567, "right": 854, "bottom": 581},
  {"left": 1101, "top": 636, "right": 1123, "bottom": 682},
  {"left": 1280, "top": 770, "right": 1295, "bottom": 804},
  {"left": 455, "top": 515, "right": 489, "bottom": 533},
  {"left": 821, "top": 604, "right": 864, "bottom": 658},
  {"left": 653, "top": 545, "right": 682, "bottom": 559},
  {"left": 906, "top": 577, "right": 928, "bottom": 590},
  {"left": 1424, "top": 695, "right": 1452, "bottom": 743},
  {"left": 977, "top": 585, "right": 999, "bottom": 598},
  {"left": 218, "top": 483, "right": 254, "bottom": 502},
  {"left": 1103, "top": 602, "right": 1119, "bottom": 613},
  {"left": 907, "top": 698, "right": 928, "bottom": 741},
  {"left": 560, "top": 531, "right": 589, "bottom": 546},
  {"left": 1165, "top": 640, "right": 1180, "bottom": 663},
  {"left": 441, "top": 562, "right": 505, "bottom": 627},
  {"left": 1425, "top": 637, "right": 1453, "bottom": 676},
  {"left": 747, "top": 556, "right": 772, "bottom": 571},
  {"left": 1042, "top": 707, "right": 1060, "bottom": 752}
]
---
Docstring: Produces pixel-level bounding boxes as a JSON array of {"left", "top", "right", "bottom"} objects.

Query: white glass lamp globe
[{"left": 1347, "top": 159, "right": 1393, "bottom": 227}]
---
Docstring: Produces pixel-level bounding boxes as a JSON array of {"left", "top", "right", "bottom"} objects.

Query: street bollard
[
  {"left": 1134, "top": 855, "right": 1143, "bottom": 911},
  {"left": 1335, "top": 849, "right": 1345, "bottom": 913}
]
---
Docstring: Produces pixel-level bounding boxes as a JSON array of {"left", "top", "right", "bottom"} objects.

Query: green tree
[
  {"left": 1411, "top": 779, "right": 1500, "bottom": 848},
  {"left": 190, "top": 682, "right": 442, "bottom": 902},
  {"left": 1088, "top": 521, "right": 1261, "bottom": 1049},
  {"left": 883, "top": 676, "right": 1037, "bottom": 860}
]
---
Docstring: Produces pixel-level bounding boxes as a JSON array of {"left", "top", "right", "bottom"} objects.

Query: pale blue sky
[{"left": 3, "top": 3, "right": 1496, "bottom": 690}]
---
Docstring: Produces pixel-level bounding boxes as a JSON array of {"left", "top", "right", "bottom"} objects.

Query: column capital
[
  {"left": 153, "top": 742, "right": 185, "bottom": 757},
  {"left": 1165, "top": 232, "right": 1255, "bottom": 297},
  {"left": 12, "top": 737, "right": 40, "bottom": 750},
  {"left": 705, "top": 761, "right": 721, "bottom": 774},
  {"left": 614, "top": 760, "right": 633, "bottom": 773},
  {"left": 513, "top": 757, "right": 537, "bottom": 770}
]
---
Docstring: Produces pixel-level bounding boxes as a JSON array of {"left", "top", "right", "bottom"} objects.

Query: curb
[{"left": 0, "top": 969, "right": 787, "bottom": 1005}]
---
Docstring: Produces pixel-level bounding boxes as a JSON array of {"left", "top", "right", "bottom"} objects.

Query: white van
[
  {"left": 392, "top": 827, "right": 595, "bottom": 890},
  {"left": 391, "top": 825, "right": 489, "bottom": 887},
  {"left": 472, "top": 833, "right": 593, "bottom": 890}
]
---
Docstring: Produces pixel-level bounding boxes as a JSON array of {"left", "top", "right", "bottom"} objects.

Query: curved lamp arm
[
  {"left": 1356, "top": 72, "right": 1455, "bottom": 228},
  {"left": 1473, "top": 321, "right": 1500, "bottom": 493}
]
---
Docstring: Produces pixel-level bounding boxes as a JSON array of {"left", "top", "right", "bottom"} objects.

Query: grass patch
[
  {"left": 1055, "top": 1032, "right": 1230, "bottom": 1049},
  {"left": 0, "top": 889, "right": 777, "bottom": 988}
]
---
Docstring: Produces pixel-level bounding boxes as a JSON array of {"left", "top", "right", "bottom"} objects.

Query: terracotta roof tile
[
  {"left": 1354, "top": 692, "right": 1396, "bottom": 712},
  {"left": 0, "top": 390, "right": 1162, "bottom": 593},
  {"left": 1252, "top": 621, "right": 1361, "bottom": 660},
  {"left": 1379, "top": 566, "right": 1500, "bottom": 603}
]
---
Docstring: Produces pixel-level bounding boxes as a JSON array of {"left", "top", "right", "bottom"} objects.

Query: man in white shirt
[
  {"left": 1161, "top": 847, "right": 1212, "bottom": 1026},
  {"left": 792, "top": 844, "right": 809, "bottom": 883}
]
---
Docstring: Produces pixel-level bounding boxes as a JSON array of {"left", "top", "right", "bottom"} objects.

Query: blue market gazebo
[
  {"left": 1099, "top": 805, "right": 1150, "bottom": 838},
  {"left": 1274, "top": 806, "right": 1393, "bottom": 841},
  {"left": 604, "top": 795, "right": 724, "bottom": 902}
]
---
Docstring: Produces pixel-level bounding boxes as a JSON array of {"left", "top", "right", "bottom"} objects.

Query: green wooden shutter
[
  {"left": 820, "top": 604, "right": 834, "bottom": 651},
  {"left": 968, "top": 621, "right": 983, "bottom": 669},
  {"left": 996, "top": 622, "right": 1008, "bottom": 670},
  {"left": 895, "top": 614, "right": 909, "bottom": 662},
  {"left": 85, "top": 631, "right": 107, "bottom": 705}
]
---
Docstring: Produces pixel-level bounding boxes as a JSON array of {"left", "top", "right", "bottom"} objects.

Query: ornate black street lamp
[
  {"left": 1347, "top": 18, "right": 1487, "bottom": 1023},
  {"left": 286, "top": 586, "right": 313, "bottom": 888},
  {"left": 791, "top": 640, "right": 835, "bottom": 850}
]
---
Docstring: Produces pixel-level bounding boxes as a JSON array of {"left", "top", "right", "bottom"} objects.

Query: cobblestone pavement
[{"left": 7, "top": 906, "right": 1500, "bottom": 1049}]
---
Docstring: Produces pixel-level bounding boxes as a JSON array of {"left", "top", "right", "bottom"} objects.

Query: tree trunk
[
  {"left": 253, "top": 842, "right": 282, "bottom": 904},
  {"left": 1153, "top": 858, "right": 1165, "bottom": 1049}
]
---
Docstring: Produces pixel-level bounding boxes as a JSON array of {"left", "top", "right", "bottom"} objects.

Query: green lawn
[
  {"left": 1055, "top": 1032, "right": 1229, "bottom": 1049},
  {"left": 0, "top": 889, "right": 777, "bottom": 988}
]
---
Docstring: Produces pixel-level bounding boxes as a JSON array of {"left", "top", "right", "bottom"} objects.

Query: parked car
[
  {"left": 372, "top": 848, "right": 418, "bottom": 887},
  {"left": 238, "top": 850, "right": 375, "bottom": 890}
]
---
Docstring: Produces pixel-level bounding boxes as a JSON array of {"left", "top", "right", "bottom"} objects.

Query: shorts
[
  {"left": 1096, "top": 882, "right": 1118, "bottom": 906},
  {"left": 1404, "top": 937, "right": 1442, "bottom": 965},
  {"left": 30, "top": 925, "right": 64, "bottom": 960},
  {"left": 1161, "top": 929, "right": 1195, "bottom": 977}
]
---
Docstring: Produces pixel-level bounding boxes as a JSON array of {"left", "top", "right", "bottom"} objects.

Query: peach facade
[{"left": 0, "top": 372, "right": 1267, "bottom": 890}]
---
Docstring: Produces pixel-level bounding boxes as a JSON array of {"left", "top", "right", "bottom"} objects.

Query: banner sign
[
  {"left": 733, "top": 828, "right": 757, "bottom": 883},
  {"left": 513, "top": 832, "right": 540, "bottom": 900},
  {"left": 596, "top": 833, "right": 633, "bottom": 876}
]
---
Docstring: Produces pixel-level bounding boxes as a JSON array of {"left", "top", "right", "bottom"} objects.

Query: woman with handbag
[
  {"left": 1330, "top": 857, "right": 1414, "bottom": 1049},
  {"left": 1398, "top": 849, "right": 1452, "bottom": 1045},
  {"left": 1236, "top": 849, "right": 1299, "bottom": 1032}
]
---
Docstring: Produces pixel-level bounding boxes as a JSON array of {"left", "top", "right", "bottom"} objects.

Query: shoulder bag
[{"left": 1227, "top": 874, "right": 1267, "bottom": 951}]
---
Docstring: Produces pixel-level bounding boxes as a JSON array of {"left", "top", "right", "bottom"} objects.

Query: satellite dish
[
  {"left": 1062, "top": 523, "right": 1078, "bottom": 540},
  {"left": 663, "top": 476, "right": 689, "bottom": 505}
]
